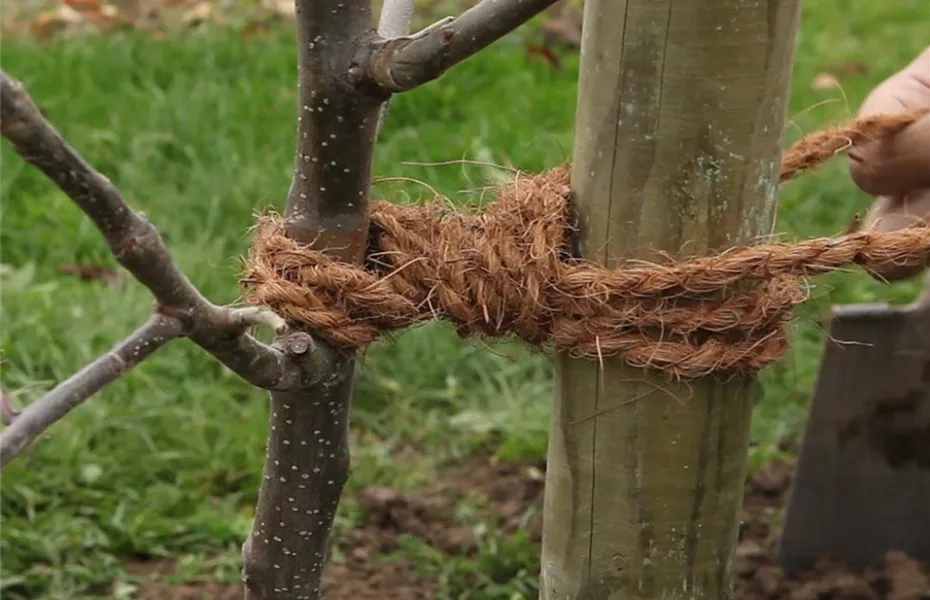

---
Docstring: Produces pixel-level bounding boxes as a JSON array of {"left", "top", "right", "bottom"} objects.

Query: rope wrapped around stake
[{"left": 241, "top": 110, "right": 930, "bottom": 379}]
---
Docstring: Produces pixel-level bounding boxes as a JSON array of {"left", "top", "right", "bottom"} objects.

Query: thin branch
[
  {"left": 0, "top": 69, "right": 304, "bottom": 391},
  {"left": 363, "top": 0, "right": 561, "bottom": 93},
  {"left": 377, "top": 0, "right": 415, "bottom": 38},
  {"left": 374, "top": 0, "right": 417, "bottom": 135},
  {"left": 1, "top": 71, "right": 199, "bottom": 311},
  {"left": 0, "top": 314, "right": 183, "bottom": 467}
]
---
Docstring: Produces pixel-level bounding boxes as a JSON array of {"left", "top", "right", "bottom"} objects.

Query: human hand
[{"left": 848, "top": 46, "right": 930, "bottom": 281}]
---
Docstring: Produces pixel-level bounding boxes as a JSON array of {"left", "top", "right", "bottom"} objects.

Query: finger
[
  {"left": 862, "top": 187, "right": 930, "bottom": 282},
  {"left": 863, "top": 187, "right": 930, "bottom": 232},
  {"left": 847, "top": 46, "right": 930, "bottom": 196},
  {"left": 848, "top": 112, "right": 930, "bottom": 196}
]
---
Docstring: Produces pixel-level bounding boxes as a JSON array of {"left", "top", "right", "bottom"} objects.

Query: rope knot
[{"left": 241, "top": 111, "right": 930, "bottom": 379}]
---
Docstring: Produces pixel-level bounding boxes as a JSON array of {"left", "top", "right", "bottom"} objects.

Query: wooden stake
[{"left": 540, "top": 2, "right": 801, "bottom": 598}]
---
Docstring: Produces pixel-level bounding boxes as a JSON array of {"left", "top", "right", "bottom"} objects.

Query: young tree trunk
[
  {"left": 238, "top": 0, "right": 565, "bottom": 596},
  {"left": 540, "top": 1, "right": 801, "bottom": 598},
  {"left": 240, "top": 0, "right": 385, "bottom": 598}
]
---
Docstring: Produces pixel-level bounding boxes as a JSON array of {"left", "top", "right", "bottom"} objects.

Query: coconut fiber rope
[{"left": 241, "top": 109, "right": 930, "bottom": 379}]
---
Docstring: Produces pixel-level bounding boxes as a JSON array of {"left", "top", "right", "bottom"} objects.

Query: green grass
[{"left": 1, "top": 3, "right": 928, "bottom": 598}]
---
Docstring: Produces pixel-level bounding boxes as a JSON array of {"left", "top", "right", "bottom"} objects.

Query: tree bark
[
  {"left": 540, "top": 1, "right": 801, "bottom": 598},
  {"left": 240, "top": 0, "right": 384, "bottom": 597},
  {"left": 241, "top": 0, "right": 572, "bottom": 594},
  {"left": 363, "top": 0, "right": 561, "bottom": 93}
]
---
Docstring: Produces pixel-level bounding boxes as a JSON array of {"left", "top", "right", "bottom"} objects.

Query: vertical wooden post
[{"left": 540, "top": 1, "right": 801, "bottom": 598}]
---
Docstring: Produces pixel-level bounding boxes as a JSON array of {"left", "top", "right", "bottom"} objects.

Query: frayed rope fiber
[{"left": 241, "top": 109, "right": 930, "bottom": 378}]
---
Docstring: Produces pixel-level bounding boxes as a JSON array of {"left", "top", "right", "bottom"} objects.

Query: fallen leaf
[
  {"left": 58, "top": 263, "right": 124, "bottom": 286},
  {"left": 525, "top": 43, "right": 561, "bottom": 70},
  {"left": 182, "top": 2, "right": 213, "bottom": 26},
  {"left": 64, "top": 0, "right": 102, "bottom": 12},
  {"left": 92, "top": 4, "right": 122, "bottom": 23},
  {"left": 811, "top": 72, "right": 840, "bottom": 91},
  {"left": 832, "top": 61, "right": 869, "bottom": 76},
  {"left": 262, "top": 0, "right": 296, "bottom": 18},
  {"left": 32, "top": 6, "right": 83, "bottom": 38},
  {"left": 240, "top": 17, "right": 273, "bottom": 38}
]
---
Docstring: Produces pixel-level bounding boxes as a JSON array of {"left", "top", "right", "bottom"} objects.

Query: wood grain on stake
[{"left": 542, "top": 1, "right": 799, "bottom": 597}]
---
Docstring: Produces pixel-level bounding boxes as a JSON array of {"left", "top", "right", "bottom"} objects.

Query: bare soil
[{"left": 127, "top": 454, "right": 929, "bottom": 599}]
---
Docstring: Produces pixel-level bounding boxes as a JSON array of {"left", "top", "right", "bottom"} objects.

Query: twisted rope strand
[{"left": 242, "top": 110, "right": 930, "bottom": 378}]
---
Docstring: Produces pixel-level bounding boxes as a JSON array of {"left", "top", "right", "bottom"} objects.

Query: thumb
[
  {"left": 849, "top": 111, "right": 930, "bottom": 196},
  {"left": 847, "top": 46, "right": 930, "bottom": 196}
]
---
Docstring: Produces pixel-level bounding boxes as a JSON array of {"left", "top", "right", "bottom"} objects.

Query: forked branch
[
  {"left": 0, "top": 70, "right": 304, "bottom": 392},
  {"left": 363, "top": 0, "right": 561, "bottom": 93},
  {"left": 0, "top": 305, "right": 295, "bottom": 467},
  {"left": 0, "top": 70, "right": 314, "bottom": 467}
]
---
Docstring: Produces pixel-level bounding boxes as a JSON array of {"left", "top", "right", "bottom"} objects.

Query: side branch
[
  {"left": 377, "top": 0, "right": 415, "bottom": 38},
  {"left": 0, "top": 314, "right": 183, "bottom": 467},
  {"left": 374, "top": 0, "right": 416, "bottom": 134},
  {"left": 362, "top": 0, "right": 561, "bottom": 93},
  {"left": 0, "top": 69, "right": 303, "bottom": 392}
]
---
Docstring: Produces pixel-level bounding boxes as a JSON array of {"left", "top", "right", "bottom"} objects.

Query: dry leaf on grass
[
  {"left": 58, "top": 263, "right": 124, "bottom": 287},
  {"left": 524, "top": 43, "right": 561, "bottom": 70},
  {"left": 831, "top": 60, "right": 869, "bottom": 76},
  {"left": 811, "top": 72, "right": 840, "bottom": 91},
  {"left": 181, "top": 1, "right": 213, "bottom": 26},
  {"left": 262, "top": 0, "right": 296, "bottom": 18}
]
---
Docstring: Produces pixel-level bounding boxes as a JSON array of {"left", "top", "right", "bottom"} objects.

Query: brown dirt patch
[
  {"left": 355, "top": 455, "right": 546, "bottom": 549},
  {"left": 129, "top": 454, "right": 929, "bottom": 599},
  {"left": 124, "top": 559, "right": 240, "bottom": 600},
  {"left": 127, "top": 530, "right": 436, "bottom": 600},
  {"left": 735, "top": 460, "right": 930, "bottom": 599},
  {"left": 132, "top": 579, "right": 241, "bottom": 600}
]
